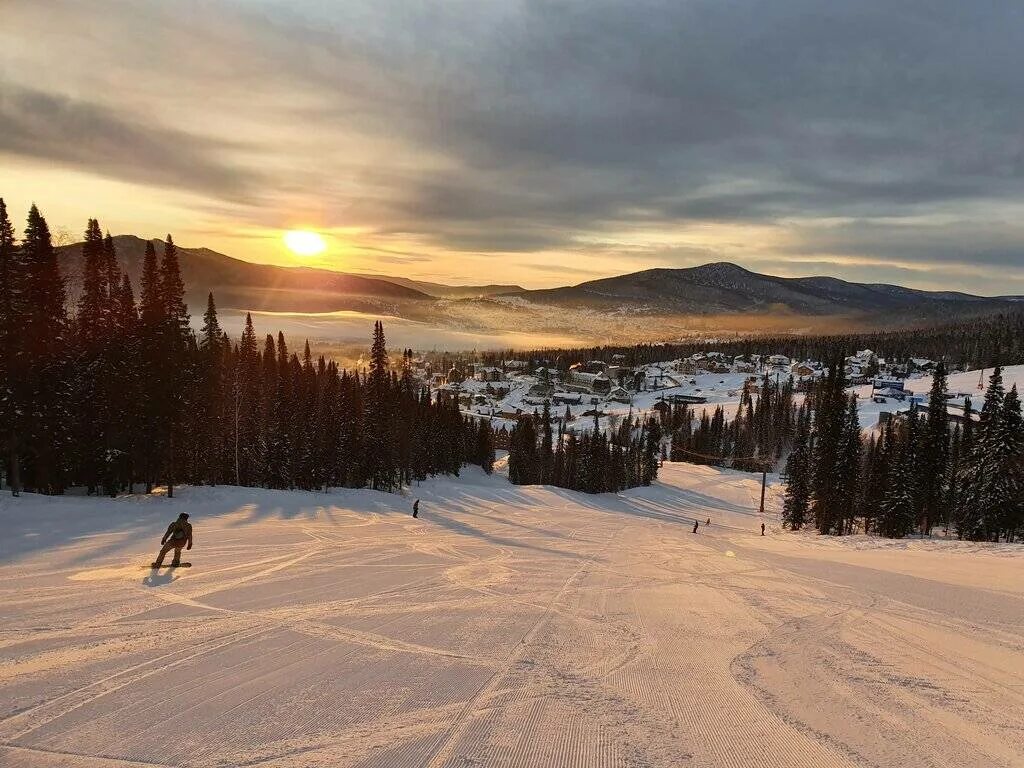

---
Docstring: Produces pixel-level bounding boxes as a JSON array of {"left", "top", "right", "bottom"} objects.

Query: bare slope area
[{"left": 1, "top": 465, "right": 1021, "bottom": 767}]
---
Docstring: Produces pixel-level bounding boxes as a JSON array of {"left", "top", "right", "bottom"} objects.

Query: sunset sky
[{"left": 3, "top": 1, "right": 1024, "bottom": 293}]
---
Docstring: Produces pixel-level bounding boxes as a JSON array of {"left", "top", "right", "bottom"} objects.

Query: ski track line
[
  {"left": 1, "top": 622, "right": 271, "bottom": 742},
  {"left": 0, "top": 742, "right": 176, "bottom": 768},
  {"left": 727, "top": 592, "right": 870, "bottom": 768},
  {"left": 89, "top": 632, "right": 336, "bottom": 760},
  {"left": 419, "top": 523, "right": 624, "bottom": 768}
]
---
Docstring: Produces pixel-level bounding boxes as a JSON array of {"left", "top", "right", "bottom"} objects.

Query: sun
[{"left": 283, "top": 229, "right": 327, "bottom": 256}]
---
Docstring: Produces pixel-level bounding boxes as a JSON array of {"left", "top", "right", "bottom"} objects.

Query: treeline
[
  {"left": 668, "top": 376, "right": 798, "bottom": 471},
  {"left": 0, "top": 201, "right": 493, "bottom": 496},
  {"left": 784, "top": 363, "right": 1023, "bottom": 541},
  {"left": 481, "top": 309, "right": 1024, "bottom": 372},
  {"left": 504, "top": 402, "right": 661, "bottom": 492}
]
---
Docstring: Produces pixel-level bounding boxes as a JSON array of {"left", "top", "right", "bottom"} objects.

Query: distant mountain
[
  {"left": 52, "top": 239, "right": 1018, "bottom": 340},
  {"left": 355, "top": 274, "right": 523, "bottom": 298},
  {"left": 56, "top": 236, "right": 431, "bottom": 314},
  {"left": 506, "top": 262, "right": 1016, "bottom": 319}
]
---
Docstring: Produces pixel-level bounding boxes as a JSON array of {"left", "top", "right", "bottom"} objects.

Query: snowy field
[{"left": 1, "top": 464, "right": 1022, "bottom": 767}]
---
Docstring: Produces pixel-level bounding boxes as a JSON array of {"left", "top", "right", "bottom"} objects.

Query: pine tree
[
  {"left": 859, "top": 426, "right": 892, "bottom": 535},
  {"left": 782, "top": 406, "right": 812, "bottom": 530},
  {"left": 200, "top": 293, "right": 222, "bottom": 352},
  {"left": 0, "top": 199, "right": 20, "bottom": 494},
  {"left": 539, "top": 400, "right": 553, "bottom": 484},
  {"left": 992, "top": 386, "right": 1023, "bottom": 540},
  {"left": 918, "top": 361, "right": 950, "bottom": 534},
  {"left": 810, "top": 359, "right": 850, "bottom": 534},
  {"left": 835, "top": 393, "right": 862, "bottom": 534},
  {"left": 158, "top": 235, "right": 191, "bottom": 498},
  {"left": 76, "top": 219, "right": 105, "bottom": 345},
  {"left": 958, "top": 367, "right": 1006, "bottom": 539},
  {"left": 19, "top": 205, "right": 69, "bottom": 493},
  {"left": 879, "top": 419, "right": 917, "bottom": 538}
]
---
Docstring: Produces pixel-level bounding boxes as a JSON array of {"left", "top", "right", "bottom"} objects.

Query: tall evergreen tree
[
  {"left": 0, "top": 199, "right": 20, "bottom": 494},
  {"left": 918, "top": 361, "right": 950, "bottom": 534},
  {"left": 782, "top": 406, "right": 812, "bottom": 530},
  {"left": 19, "top": 205, "right": 69, "bottom": 493}
]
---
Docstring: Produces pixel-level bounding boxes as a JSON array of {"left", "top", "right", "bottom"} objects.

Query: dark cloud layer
[
  {"left": 0, "top": 84, "right": 260, "bottom": 201},
  {"left": 3, "top": 0, "right": 1024, "bottom": 290}
]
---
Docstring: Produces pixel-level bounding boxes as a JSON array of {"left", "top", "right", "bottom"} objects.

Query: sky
[{"left": 2, "top": 0, "right": 1024, "bottom": 294}]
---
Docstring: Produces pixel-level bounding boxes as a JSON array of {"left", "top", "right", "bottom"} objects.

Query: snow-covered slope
[{"left": 1, "top": 466, "right": 1021, "bottom": 767}]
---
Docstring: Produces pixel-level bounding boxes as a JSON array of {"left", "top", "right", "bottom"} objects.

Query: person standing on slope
[
  {"left": 692, "top": 519, "right": 699, "bottom": 534},
  {"left": 152, "top": 513, "right": 192, "bottom": 568},
  {"left": 761, "top": 522, "right": 766, "bottom": 536},
  {"left": 412, "top": 499, "right": 419, "bottom": 518}
]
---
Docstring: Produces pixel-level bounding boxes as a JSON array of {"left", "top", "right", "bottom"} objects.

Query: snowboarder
[
  {"left": 706, "top": 517, "right": 711, "bottom": 526},
  {"left": 152, "top": 513, "right": 192, "bottom": 568},
  {"left": 412, "top": 499, "right": 419, "bottom": 518},
  {"left": 692, "top": 519, "right": 699, "bottom": 534},
  {"left": 761, "top": 522, "right": 766, "bottom": 536}
]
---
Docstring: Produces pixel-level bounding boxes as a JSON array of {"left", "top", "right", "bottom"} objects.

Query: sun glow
[{"left": 283, "top": 229, "right": 327, "bottom": 256}]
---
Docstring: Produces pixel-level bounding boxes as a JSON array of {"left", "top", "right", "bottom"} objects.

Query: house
[
  {"left": 875, "top": 387, "right": 907, "bottom": 401},
  {"left": 792, "top": 362, "right": 817, "bottom": 378},
  {"left": 768, "top": 354, "right": 791, "bottom": 367},
  {"left": 666, "top": 393, "right": 707, "bottom": 405},
  {"left": 567, "top": 370, "right": 611, "bottom": 394},
  {"left": 872, "top": 377, "right": 905, "bottom": 393},
  {"left": 484, "top": 383, "right": 510, "bottom": 398},
  {"left": 607, "top": 386, "right": 632, "bottom": 404},
  {"left": 503, "top": 360, "right": 529, "bottom": 371},
  {"left": 474, "top": 366, "right": 504, "bottom": 383},
  {"left": 734, "top": 360, "right": 756, "bottom": 373},
  {"left": 552, "top": 392, "right": 583, "bottom": 405},
  {"left": 528, "top": 382, "right": 555, "bottom": 398}
]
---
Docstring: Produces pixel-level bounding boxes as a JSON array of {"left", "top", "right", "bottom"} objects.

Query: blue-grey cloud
[
  {"left": 3, "top": 0, "right": 1024, "bottom": 291},
  {"left": 0, "top": 83, "right": 260, "bottom": 201}
]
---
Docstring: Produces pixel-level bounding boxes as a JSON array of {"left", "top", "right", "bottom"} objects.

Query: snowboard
[{"left": 146, "top": 562, "right": 192, "bottom": 569}]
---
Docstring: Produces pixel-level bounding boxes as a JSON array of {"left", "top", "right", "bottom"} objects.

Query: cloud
[
  {"left": 3, "top": 0, "right": 1024, "bottom": 292},
  {"left": 0, "top": 84, "right": 261, "bottom": 202}
]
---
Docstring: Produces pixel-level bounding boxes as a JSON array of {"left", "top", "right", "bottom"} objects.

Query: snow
[{"left": 1, "top": 464, "right": 1022, "bottom": 767}]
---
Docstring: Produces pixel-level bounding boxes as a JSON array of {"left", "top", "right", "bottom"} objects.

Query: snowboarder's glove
[{"left": 186, "top": 543, "right": 192, "bottom": 550}]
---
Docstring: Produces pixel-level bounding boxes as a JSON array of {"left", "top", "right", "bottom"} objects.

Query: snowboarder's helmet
[{"left": 178, "top": 513, "right": 189, "bottom": 520}]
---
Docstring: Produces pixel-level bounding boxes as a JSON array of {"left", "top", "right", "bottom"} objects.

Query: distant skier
[
  {"left": 152, "top": 513, "right": 192, "bottom": 568},
  {"left": 706, "top": 518, "right": 711, "bottom": 526},
  {"left": 692, "top": 519, "right": 699, "bottom": 534},
  {"left": 412, "top": 499, "right": 419, "bottom": 518},
  {"left": 761, "top": 522, "right": 766, "bottom": 536}
]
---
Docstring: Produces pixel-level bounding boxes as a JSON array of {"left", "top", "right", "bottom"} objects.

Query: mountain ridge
[
  {"left": 54, "top": 236, "right": 1016, "bottom": 326},
  {"left": 506, "top": 262, "right": 1015, "bottom": 318}
]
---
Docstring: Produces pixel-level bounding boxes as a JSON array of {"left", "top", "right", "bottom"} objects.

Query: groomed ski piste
[{"left": 1, "top": 461, "right": 1022, "bottom": 767}]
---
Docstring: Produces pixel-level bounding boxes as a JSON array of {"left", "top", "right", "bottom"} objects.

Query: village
[{"left": 402, "top": 349, "right": 978, "bottom": 443}]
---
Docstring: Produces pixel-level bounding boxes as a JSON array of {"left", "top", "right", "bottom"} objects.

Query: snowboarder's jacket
[{"left": 163, "top": 519, "right": 192, "bottom": 548}]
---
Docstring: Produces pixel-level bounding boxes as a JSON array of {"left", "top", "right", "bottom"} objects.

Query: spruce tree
[
  {"left": 782, "top": 406, "right": 812, "bottom": 530},
  {"left": 879, "top": 420, "right": 917, "bottom": 538},
  {"left": 19, "top": 205, "right": 69, "bottom": 493},
  {"left": 539, "top": 400, "right": 553, "bottom": 484},
  {"left": 0, "top": 199, "right": 20, "bottom": 494},
  {"left": 958, "top": 367, "right": 1006, "bottom": 539},
  {"left": 918, "top": 362, "right": 950, "bottom": 534}
]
